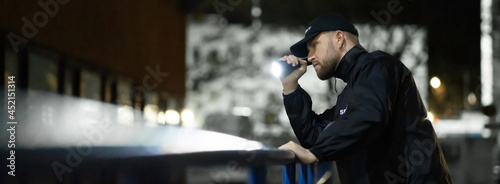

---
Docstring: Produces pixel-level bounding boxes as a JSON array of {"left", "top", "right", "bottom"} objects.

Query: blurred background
[{"left": 1, "top": 0, "right": 500, "bottom": 183}]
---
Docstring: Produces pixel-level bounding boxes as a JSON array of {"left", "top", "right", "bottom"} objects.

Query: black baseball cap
[{"left": 290, "top": 14, "right": 358, "bottom": 57}]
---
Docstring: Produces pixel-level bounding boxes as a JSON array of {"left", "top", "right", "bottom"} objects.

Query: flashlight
[{"left": 271, "top": 57, "right": 311, "bottom": 78}]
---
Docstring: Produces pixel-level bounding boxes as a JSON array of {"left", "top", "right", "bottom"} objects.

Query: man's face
[{"left": 306, "top": 32, "right": 343, "bottom": 80}]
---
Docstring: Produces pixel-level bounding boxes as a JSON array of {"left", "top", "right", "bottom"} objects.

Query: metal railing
[
  {"left": 1, "top": 90, "right": 335, "bottom": 183},
  {"left": 282, "top": 162, "right": 333, "bottom": 184}
]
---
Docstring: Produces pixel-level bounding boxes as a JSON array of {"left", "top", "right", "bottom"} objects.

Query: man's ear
[{"left": 335, "top": 31, "right": 345, "bottom": 48}]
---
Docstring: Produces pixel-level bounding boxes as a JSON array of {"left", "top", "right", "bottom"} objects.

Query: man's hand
[
  {"left": 278, "top": 141, "right": 317, "bottom": 164},
  {"left": 279, "top": 55, "right": 308, "bottom": 94}
]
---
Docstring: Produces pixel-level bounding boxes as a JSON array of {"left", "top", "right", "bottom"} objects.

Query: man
[{"left": 277, "top": 14, "right": 452, "bottom": 183}]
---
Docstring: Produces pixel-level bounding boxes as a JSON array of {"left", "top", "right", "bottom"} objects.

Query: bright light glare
[
  {"left": 481, "top": 0, "right": 493, "bottom": 105},
  {"left": 161, "top": 129, "right": 263, "bottom": 154},
  {"left": 117, "top": 105, "right": 134, "bottom": 126},
  {"left": 157, "top": 111, "right": 166, "bottom": 124},
  {"left": 430, "top": 77, "right": 441, "bottom": 89},
  {"left": 165, "top": 110, "right": 180, "bottom": 125},
  {"left": 232, "top": 106, "right": 252, "bottom": 117},
  {"left": 427, "top": 112, "right": 435, "bottom": 123},
  {"left": 181, "top": 109, "right": 195, "bottom": 128},
  {"left": 144, "top": 104, "right": 159, "bottom": 123},
  {"left": 271, "top": 62, "right": 282, "bottom": 78}
]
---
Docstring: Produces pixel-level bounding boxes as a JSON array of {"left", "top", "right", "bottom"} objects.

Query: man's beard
[
  {"left": 316, "top": 59, "right": 336, "bottom": 80},
  {"left": 316, "top": 42, "right": 338, "bottom": 80}
]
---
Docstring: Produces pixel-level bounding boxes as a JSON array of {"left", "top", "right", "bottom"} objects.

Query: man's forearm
[{"left": 283, "top": 85, "right": 320, "bottom": 148}]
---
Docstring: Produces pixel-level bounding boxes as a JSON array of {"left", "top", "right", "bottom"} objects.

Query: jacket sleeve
[
  {"left": 309, "top": 60, "right": 398, "bottom": 162},
  {"left": 283, "top": 85, "right": 335, "bottom": 149}
]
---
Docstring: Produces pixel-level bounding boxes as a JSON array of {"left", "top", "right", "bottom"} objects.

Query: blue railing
[{"left": 281, "top": 162, "right": 333, "bottom": 184}]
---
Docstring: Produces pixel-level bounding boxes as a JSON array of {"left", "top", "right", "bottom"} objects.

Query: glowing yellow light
[
  {"left": 430, "top": 77, "right": 441, "bottom": 89},
  {"left": 427, "top": 112, "right": 435, "bottom": 122},
  {"left": 165, "top": 110, "right": 180, "bottom": 125}
]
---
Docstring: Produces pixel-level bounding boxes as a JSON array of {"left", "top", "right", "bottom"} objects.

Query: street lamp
[{"left": 430, "top": 77, "right": 441, "bottom": 89}]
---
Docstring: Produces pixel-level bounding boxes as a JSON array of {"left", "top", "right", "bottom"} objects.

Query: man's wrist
[
  {"left": 308, "top": 147, "right": 323, "bottom": 162},
  {"left": 282, "top": 81, "right": 298, "bottom": 95},
  {"left": 283, "top": 89, "right": 296, "bottom": 95}
]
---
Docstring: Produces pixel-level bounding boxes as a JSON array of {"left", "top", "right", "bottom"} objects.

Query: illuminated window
[
  {"left": 81, "top": 69, "right": 101, "bottom": 101},
  {"left": 28, "top": 49, "right": 59, "bottom": 93}
]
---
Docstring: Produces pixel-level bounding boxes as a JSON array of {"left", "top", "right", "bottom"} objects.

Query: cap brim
[{"left": 290, "top": 32, "right": 320, "bottom": 58}]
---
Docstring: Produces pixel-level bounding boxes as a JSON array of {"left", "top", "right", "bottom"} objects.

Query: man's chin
[
  {"left": 315, "top": 67, "right": 335, "bottom": 80},
  {"left": 316, "top": 73, "right": 332, "bottom": 80}
]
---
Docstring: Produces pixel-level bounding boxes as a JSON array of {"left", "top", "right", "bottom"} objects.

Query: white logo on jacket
[{"left": 340, "top": 105, "right": 348, "bottom": 115}]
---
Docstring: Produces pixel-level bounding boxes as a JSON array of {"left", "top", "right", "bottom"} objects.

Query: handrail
[
  {"left": 1, "top": 91, "right": 335, "bottom": 183},
  {"left": 6, "top": 146, "right": 335, "bottom": 183}
]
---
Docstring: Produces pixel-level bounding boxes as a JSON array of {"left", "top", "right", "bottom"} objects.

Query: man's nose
[{"left": 307, "top": 54, "right": 316, "bottom": 62}]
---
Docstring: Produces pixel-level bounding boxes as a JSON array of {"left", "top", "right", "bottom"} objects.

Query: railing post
[
  {"left": 282, "top": 164, "right": 295, "bottom": 184},
  {"left": 247, "top": 166, "right": 267, "bottom": 184},
  {"left": 298, "top": 163, "right": 314, "bottom": 184},
  {"left": 308, "top": 164, "right": 314, "bottom": 183}
]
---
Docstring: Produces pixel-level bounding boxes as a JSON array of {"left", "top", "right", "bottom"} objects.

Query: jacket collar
[{"left": 333, "top": 44, "right": 366, "bottom": 82}]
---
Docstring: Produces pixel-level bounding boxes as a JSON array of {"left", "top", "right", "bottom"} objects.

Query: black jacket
[{"left": 283, "top": 45, "right": 452, "bottom": 183}]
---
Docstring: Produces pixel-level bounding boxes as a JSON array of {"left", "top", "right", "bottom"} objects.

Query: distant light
[
  {"left": 271, "top": 62, "right": 282, "bottom": 78},
  {"left": 427, "top": 112, "right": 435, "bottom": 123},
  {"left": 430, "top": 77, "right": 441, "bottom": 89},
  {"left": 165, "top": 110, "right": 180, "bottom": 125},
  {"left": 181, "top": 109, "right": 195, "bottom": 128},
  {"left": 157, "top": 112, "right": 166, "bottom": 124},
  {"left": 232, "top": 106, "right": 252, "bottom": 117},
  {"left": 494, "top": 165, "right": 500, "bottom": 175},
  {"left": 117, "top": 105, "right": 134, "bottom": 126},
  {"left": 482, "top": 129, "right": 491, "bottom": 139},
  {"left": 467, "top": 92, "right": 477, "bottom": 106},
  {"left": 251, "top": 7, "right": 262, "bottom": 17},
  {"left": 144, "top": 104, "right": 159, "bottom": 123}
]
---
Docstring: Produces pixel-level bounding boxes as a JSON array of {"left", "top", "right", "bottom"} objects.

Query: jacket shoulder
[
  {"left": 367, "top": 51, "right": 400, "bottom": 65},
  {"left": 353, "top": 51, "right": 407, "bottom": 84},
  {"left": 354, "top": 50, "right": 401, "bottom": 72}
]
